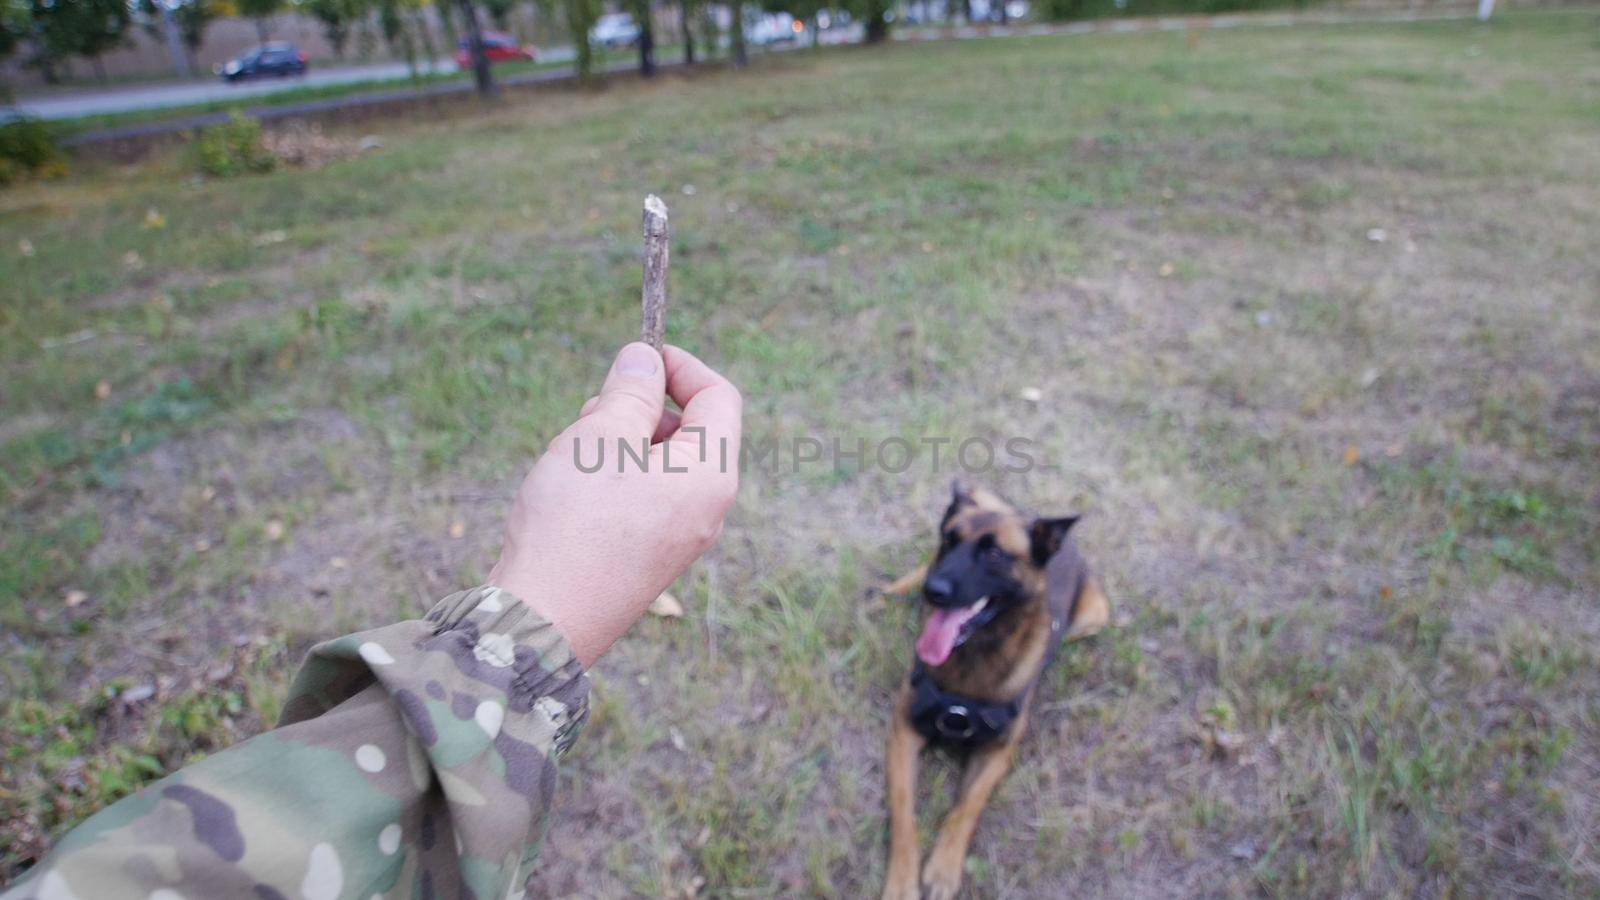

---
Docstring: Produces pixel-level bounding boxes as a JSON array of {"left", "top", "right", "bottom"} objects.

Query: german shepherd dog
[{"left": 881, "top": 482, "right": 1110, "bottom": 900}]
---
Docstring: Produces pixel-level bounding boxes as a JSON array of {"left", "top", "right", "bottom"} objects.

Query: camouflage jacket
[{"left": 5, "top": 586, "right": 590, "bottom": 900}]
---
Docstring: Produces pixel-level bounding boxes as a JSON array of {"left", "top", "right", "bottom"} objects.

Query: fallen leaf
[
  {"left": 1158, "top": 262, "right": 1175, "bottom": 277},
  {"left": 649, "top": 592, "right": 685, "bottom": 618},
  {"left": 142, "top": 208, "right": 167, "bottom": 230},
  {"left": 120, "top": 684, "right": 156, "bottom": 704},
  {"left": 1366, "top": 227, "right": 1388, "bottom": 243},
  {"left": 1229, "top": 839, "right": 1256, "bottom": 861},
  {"left": 358, "top": 135, "right": 384, "bottom": 152},
  {"left": 63, "top": 589, "right": 88, "bottom": 608},
  {"left": 122, "top": 250, "right": 144, "bottom": 271},
  {"left": 94, "top": 379, "right": 111, "bottom": 400},
  {"left": 1342, "top": 445, "right": 1359, "bottom": 466},
  {"left": 669, "top": 727, "right": 687, "bottom": 752},
  {"left": 264, "top": 520, "right": 285, "bottom": 541},
  {"left": 448, "top": 520, "right": 466, "bottom": 539},
  {"left": 1018, "top": 386, "right": 1043, "bottom": 403},
  {"left": 194, "top": 538, "right": 211, "bottom": 553},
  {"left": 920, "top": 241, "right": 934, "bottom": 253},
  {"left": 330, "top": 556, "right": 349, "bottom": 569},
  {"left": 681, "top": 183, "right": 697, "bottom": 195},
  {"left": 200, "top": 485, "right": 217, "bottom": 502},
  {"left": 18, "top": 238, "right": 36, "bottom": 257},
  {"left": 253, "top": 229, "right": 288, "bottom": 247}
]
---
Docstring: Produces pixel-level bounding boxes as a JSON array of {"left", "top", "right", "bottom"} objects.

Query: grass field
[{"left": 3, "top": 9, "right": 1598, "bottom": 896}]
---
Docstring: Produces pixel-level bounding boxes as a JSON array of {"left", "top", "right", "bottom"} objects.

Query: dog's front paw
[
  {"left": 921, "top": 849, "right": 965, "bottom": 900},
  {"left": 882, "top": 866, "right": 921, "bottom": 900}
]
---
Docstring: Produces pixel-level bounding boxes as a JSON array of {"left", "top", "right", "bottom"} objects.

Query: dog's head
[{"left": 915, "top": 480, "right": 1077, "bottom": 667}]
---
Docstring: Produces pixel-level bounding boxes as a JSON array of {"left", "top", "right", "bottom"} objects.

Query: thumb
[{"left": 584, "top": 342, "right": 666, "bottom": 438}]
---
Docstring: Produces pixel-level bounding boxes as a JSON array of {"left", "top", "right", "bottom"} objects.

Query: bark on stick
[{"left": 641, "top": 195, "right": 670, "bottom": 353}]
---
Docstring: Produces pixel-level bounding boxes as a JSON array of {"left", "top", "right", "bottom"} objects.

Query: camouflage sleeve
[{"left": 4, "top": 585, "right": 589, "bottom": 900}]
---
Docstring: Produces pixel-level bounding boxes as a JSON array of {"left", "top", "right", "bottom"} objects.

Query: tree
[
  {"left": 455, "top": 0, "right": 492, "bottom": 93},
  {"left": 480, "top": 0, "right": 514, "bottom": 28},
  {"left": 728, "top": 0, "right": 744, "bottom": 67},
  {"left": 233, "top": 0, "right": 280, "bottom": 42},
  {"left": 305, "top": 0, "right": 361, "bottom": 58},
  {"left": 628, "top": 0, "right": 652, "bottom": 76},
  {"left": 856, "top": 0, "right": 888, "bottom": 42},
  {"left": 30, "top": 0, "right": 132, "bottom": 83},
  {"left": 678, "top": 0, "right": 692, "bottom": 63},
  {"left": 552, "top": 0, "right": 594, "bottom": 80},
  {"left": 138, "top": 0, "right": 220, "bottom": 72},
  {"left": 377, "top": 0, "right": 417, "bottom": 77},
  {"left": 1, "top": 0, "right": 27, "bottom": 60}
]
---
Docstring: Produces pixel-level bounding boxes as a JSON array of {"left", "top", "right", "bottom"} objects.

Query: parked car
[
  {"left": 455, "top": 32, "right": 536, "bottom": 68},
  {"left": 217, "top": 43, "right": 307, "bottom": 82},
  {"left": 590, "top": 13, "right": 641, "bottom": 48},
  {"left": 746, "top": 12, "right": 802, "bottom": 45}
]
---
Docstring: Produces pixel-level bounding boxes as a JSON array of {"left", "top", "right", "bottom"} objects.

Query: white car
[
  {"left": 746, "top": 12, "right": 801, "bottom": 45},
  {"left": 590, "top": 13, "right": 642, "bottom": 48}
]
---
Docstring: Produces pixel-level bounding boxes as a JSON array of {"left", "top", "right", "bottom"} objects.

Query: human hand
[{"left": 487, "top": 342, "right": 742, "bottom": 667}]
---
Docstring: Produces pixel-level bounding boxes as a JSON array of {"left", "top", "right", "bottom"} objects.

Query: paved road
[
  {"left": 12, "top": 49, "right": 571, "bottom": 121},
  {"left": 13, "top": 60, "right": 464, "bottom": 121}
]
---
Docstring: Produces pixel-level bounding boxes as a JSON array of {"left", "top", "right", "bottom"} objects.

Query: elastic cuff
[{"left": 425, "top": 585, "right": 590, "bottom": 756}]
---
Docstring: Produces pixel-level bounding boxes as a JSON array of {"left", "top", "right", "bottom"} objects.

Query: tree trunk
[
  {"left": 730, "top": 1, "right": 746, "bottom": 67},
  {"left": 455, "top": 0, "right": 494, "bottom": 95},
  {"left": 811, "top": 12, "right": 819, "bottom": 46},
  {"left": 413, "top": 10, "right": 440, "bottom": 74},
  {"left": 636, "top": 1, "right": 655, "bottom": 76},
  {"left": 865, "top": 8, "right": 889, "bottom": 42},
  {"left": 681, "top": 1, "right": 694, "bottom": 64},
  {"left": 92, "top": 56, "right": 107, "bottom": 84},
  {"left": 255, "top": 17, "right": 268, "bottom": 42}
]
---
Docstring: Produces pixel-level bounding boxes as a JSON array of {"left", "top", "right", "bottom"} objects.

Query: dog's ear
[
  {"left": 950, "top": 478, "right": 974, "bottom": 506},
  {"left": 942, "top": 478, "right": 976, "bottom": 526},
  {"left": 1028, "top": 516, "right": 1079, "bottom": 566}
]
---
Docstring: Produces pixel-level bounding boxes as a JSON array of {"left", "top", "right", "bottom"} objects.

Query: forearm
[{"left": 6, "top": 586, "right": 588, "bottom": 900}]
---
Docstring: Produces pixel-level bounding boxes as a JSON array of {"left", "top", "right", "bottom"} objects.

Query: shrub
[
  {"left": 188, "top": 112, "right": 277, "bottom": 178},
  {"left": 0, "top": 118, "right": 67, "bottom": 186}
]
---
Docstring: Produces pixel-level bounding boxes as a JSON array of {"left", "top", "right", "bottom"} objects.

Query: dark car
[
  {"left": 454, "top": 32, "right": 535, "bottom": 68},
  {"left": 217, "top": 43, "right": 308, "bottom": 82}
]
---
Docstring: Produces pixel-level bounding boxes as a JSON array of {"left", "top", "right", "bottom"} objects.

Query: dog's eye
[
  {"left": 941, "top": 530, "right": 959, "bottom": 548},
  {"left": 982, "top": 545, "right": 1007, "bottom": 562}
]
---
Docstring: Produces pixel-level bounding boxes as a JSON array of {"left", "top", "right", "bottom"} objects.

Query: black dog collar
[{"left": 908, "top": 665, "right": 1022, "bottom": 750}]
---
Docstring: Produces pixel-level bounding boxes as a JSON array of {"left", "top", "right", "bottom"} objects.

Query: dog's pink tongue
[{"left": 916, "top": 606, "right": 979, "bottom": 667}]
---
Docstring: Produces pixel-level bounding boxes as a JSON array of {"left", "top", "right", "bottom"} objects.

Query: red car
[{"left": 455, "top": 33, "right": 535, "bottom": 68}]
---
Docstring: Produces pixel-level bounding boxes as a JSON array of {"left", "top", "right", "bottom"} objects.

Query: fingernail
[{"left": 614, "top": 342, "right": 658, "bottom": 378}]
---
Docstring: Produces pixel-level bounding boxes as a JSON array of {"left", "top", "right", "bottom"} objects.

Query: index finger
[{"left": 663, "top": 344, "right": 742, "bottom": 446}]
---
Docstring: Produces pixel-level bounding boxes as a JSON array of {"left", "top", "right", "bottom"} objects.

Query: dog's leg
[
  {"left": 1065, "top": 577, "right": 1111, "bottom": 641},
  {"left": 920, "top": 713, "right": 1028, "bottom": 900},
  {"left": 882, "top": 685, "right": 926, "bottom": 900},
  {"left": 882, "top": 560, "right": 928, "bottom": 596}
]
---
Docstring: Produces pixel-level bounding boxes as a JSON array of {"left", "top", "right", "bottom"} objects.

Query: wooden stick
[{"left": 640, "top": 195, "right": 669, "bottom": 353}]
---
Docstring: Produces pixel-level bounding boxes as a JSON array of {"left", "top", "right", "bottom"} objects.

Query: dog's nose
[{"left": 924, "top": 575, "right": 954, "bottom": 602}]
